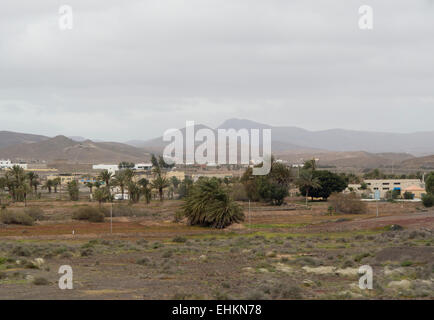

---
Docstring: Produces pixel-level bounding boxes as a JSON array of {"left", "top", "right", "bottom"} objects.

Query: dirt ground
[{"left": 0, "top": 199, "right": 433, "bottom": 300}]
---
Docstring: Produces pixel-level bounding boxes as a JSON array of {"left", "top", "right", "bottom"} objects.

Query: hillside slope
[
  {"left": 0, "top": 131, "right": 49, "bottom": 149},
  {"left": 0, "top": 136, "right": 150, "bottom": 163}
]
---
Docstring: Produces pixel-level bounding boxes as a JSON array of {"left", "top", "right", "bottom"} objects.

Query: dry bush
[
  {"left": 24, "top": 207, "right": 44, "bottom": 221},
  {"left": 100, "top": 205, "right": 149, "bottom": 217},
  {"left": 328, "top": 192, "right": 367, "bottom": 214},
  {"left": 72, "top": 206, "right": 104, "bottom": 222},
  {"left": 0, "top": 210, "right": 34, "bottom": 226}
]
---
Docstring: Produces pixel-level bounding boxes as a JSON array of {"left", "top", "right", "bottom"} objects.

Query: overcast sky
[{"left": 0, "top": 0, "right": 433, "bottom": 141}]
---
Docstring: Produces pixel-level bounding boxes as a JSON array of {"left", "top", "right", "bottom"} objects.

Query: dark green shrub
[
  {"left": 422, "top": 194, "right": 434, "bottom": 208},
  {"left": 33, "top": 277, "right": 50, "bottom": 285},
  {"left": 172, "top": 236, "right": 187, "bottom": 243},
  {"left": 354, "top": 252, "right": 370, "bottom": 262},
  {"left": 403, "top": 191, "right": 414, "bottom": 200},
  {"left": 137, "top": 257, "right": 151, "bottom": 265},
  {"left": 80, "top": 248, "right": 93, "bottom": 256}
]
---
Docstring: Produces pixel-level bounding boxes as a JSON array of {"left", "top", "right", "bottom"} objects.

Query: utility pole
[
  {"left": 248, "top": 199, "right": 251, "bottom": 230},
  {"left": 110, "top": 202, "right": 113, "bottom": 234},
  {"left": 376, "top": 200, "right": 379, "bottom": 217}
]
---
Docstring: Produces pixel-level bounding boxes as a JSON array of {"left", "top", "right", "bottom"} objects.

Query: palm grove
[{"left": 2, "top": 155, "right": 433, "bottom": 229}]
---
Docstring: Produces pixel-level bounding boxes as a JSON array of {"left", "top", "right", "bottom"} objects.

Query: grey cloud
[{"left": 0, "top": 0, "right": 433, "bottom": 140}]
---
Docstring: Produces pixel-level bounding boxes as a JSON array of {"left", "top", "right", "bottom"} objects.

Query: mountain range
[
  {"left": 0, "top": 119, "right": 433, "bottom": 168},
  {"left": 0, "top": 134, "right": 150, "bottom": 163},
  {"left": 127, "top": 118, "right": 434, "bottom": 156}
]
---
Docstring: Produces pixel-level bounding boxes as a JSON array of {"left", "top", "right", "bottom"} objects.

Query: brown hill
[
  {"left": 275, "top": 151, "right": 415, "bottom": 168},
  {"left": 399, "top": 155, "right": 434, "bottom": 169},
  {"left": 0, "top": 131, "right": 49, "bottom": 149},
  {"left": 0, "top": 136, "right": 150, "bottom": 163}
]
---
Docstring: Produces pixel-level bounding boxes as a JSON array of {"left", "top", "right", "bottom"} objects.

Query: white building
[
  {"left": 92, "top": 164, "right": 119, "bottom": 174},
  {"left": 0, "top": 159, "right": 28, "bottom": 170},
  {"left": 134, "top": 163, "right": 153, "bottom": 170}
]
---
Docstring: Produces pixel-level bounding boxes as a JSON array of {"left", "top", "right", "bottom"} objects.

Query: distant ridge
[
  {"left": 0, "top": 131, "right": 49, "bottom": 149},
  {"left": 0, "top": 135, "right": 150, "bottom": 163},
  {"left": 125, "top": 118, "right": 434, "bottom": 156}
]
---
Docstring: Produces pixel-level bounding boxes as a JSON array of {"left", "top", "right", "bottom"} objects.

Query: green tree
[
  {"left": 152, "top": 175, "right": 170, "bottom": 202},
  {"left": 26, "top": 172, "right": 39, "bottom": 193},
  {"left": 67, "top": 180, "right": 79, "bottom": 201},
  {"left": 128, "top": 181, "right": 141, "bottom": 203},
  {"left": 43, "top": 179, "right": 54, "bottom": 193},
  {"left": 52, "top": 177, "right": 61, "bottom": 193},
  {"left": 32, "top": 179, "right": 40, "bottom": 193},
  {"left": 425, "top": 172, "right": 434, "bottom": 195},
  {"left": 16, "top": 183, "right": 32, "bottom": 206},
  {"left": 6, "top": 166, "right": 27, "bottom": 202},
  {"left": 422, "top": 193, "right": 434, "bottom": 207},
  {"left": 182, "top": 178, "right": 244, "bottom": 228},
  {"left": 113, "top": 169, "right": 134, "bottom": 200},
  {"left": 299, "top": 170, "right": 347, "bottom": 200},
  {"left": 138, "top": 178, "right": 152, "bottom": 204},
  {"left": 170, "top": 176, "right": 180, "bottom": 189},
  {"left": 119, "top": 161, "right": 135, "bottom": 169},
  {"left": 270, "top": 162, "right": 293, "bottom": 187},
  {"left": 178, "top": 176, "right": 194, "bottom": 199},
  {"left": 258, "top": 178, "right": 288, "bottom": 206},
  {"left": 86, "top": 182, "right": 94, "bottom": 194},
  {"left": 303, "top": 159, "right": 317, "bottom": 171},
  {"left": 151, "top": 154, "right": 159, "bottom": 167},
  {"left": 240, "top": 167, "right": 261, "bottom": 201},
  {"left": 296, "top": 170, "right": 321, "bottom": 205},
  {"left": 93, "top": 187, "right": 111, "bottom": 208},
  {"left": 98, "top": 169, "right": 113, "bottom": 187},
  {"left": 360, "top": 182, "right": 368, "bottom": 190}
]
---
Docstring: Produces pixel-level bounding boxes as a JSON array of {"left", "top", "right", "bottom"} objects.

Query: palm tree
[
  {"left": 127, "top": 181, "right": 141, "bottom": 203},
  {"left": 113, "top": 169, "right": 134, "bottom": 200},
  {"left": 170, "top": 176, "right": 180, "bottom": 189},
  {"left": 98, "top": 169, "right": 113, "bottom": 187},
  {"left": 270, "top": 162, "right": 293, "bottom": 187},
  {"left": 52, "top": 177, "right": 61, "bottom": 193},
  {"left": 32, "top": 179, "right": 40, "bottom": 193},
  {"left": 26, "top": 172, "right": 39, "bottom": 192},
  {"left": 296, "top": 170, "right": 321, "bottom": 206},
  {"left": 303, "top": 159, "right": 317, "bottom": 171},
  {"left": 43, "top": 179, "right": 54, "bottom": 193},
  {"left": 151, "top": 175, "right": 169, "bottom": 202},
  {"left": 86, "top": 182, "right": 94, "bottom": 194},
  {"left": 16, "top": 183, "right": 32, "bottom": 207},
  {"left": 138, "top": 178, "right": 151, "bottom": 204},
  {"left": 6, "top": 165, "right": 27, "bottom": 201},
  {"left": 93, "top": 187, "right": 111, "bottom": 208},
  {"left": 182, "top": 178, "right": 244, "bottom": 228}
]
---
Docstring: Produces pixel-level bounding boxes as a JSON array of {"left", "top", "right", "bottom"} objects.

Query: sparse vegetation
[{"left": 329, "top": 193, "right": 368, "bottom": 214}]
